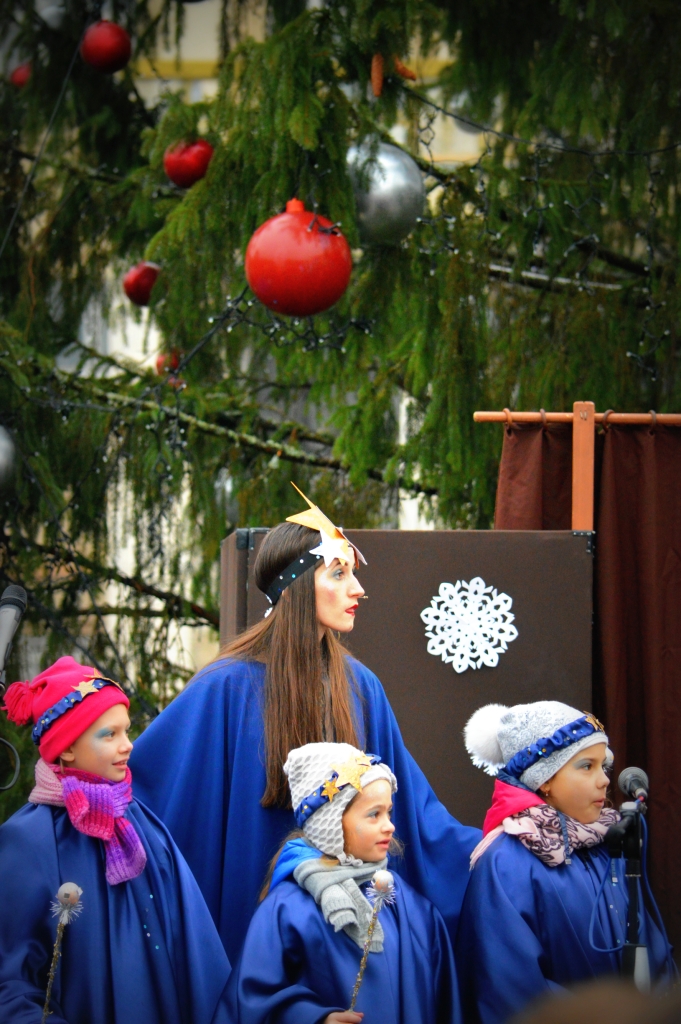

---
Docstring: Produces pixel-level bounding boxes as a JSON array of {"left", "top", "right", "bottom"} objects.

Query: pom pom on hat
[
  {"left": 464, "top": 703, "right": 509, "bottom": 776},
  {"left": 3, "top": 680, "right": 38, "bottom": 725}
]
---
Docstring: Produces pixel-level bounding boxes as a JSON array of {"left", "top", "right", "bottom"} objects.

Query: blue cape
[
  {"left": 226, "top": 871, "right": 461, "bottom": 1024},
  {"left": 455, "top": 834, "right": 672, "bottom": 1024},
  {"left": 270, "top": 837, "right": 322, "bottom": 889},
  {"left": 0, "top": 799, "right": 230, "bottom": 1024},
  {"left": 130, "top": 656, "right": 481, "bottom": 961}
]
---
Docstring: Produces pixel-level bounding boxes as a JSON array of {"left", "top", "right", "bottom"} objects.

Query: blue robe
[
  {"left": 130, "top": 656, "right": 481, "bottom": 962},
  {"left": 226, "top": 871, "right": 460, "bottom": 1024},
  {"left": 0, "top": 799, "right": 231, "bottom": 1024},
  {"left": 455, "top": 834, "right": 671, "bottom": 1024}
]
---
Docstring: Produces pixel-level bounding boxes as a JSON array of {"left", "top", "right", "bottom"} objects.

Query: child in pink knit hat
[{"left": 0, "top": 656, "right": 231, "bottom": 1024}]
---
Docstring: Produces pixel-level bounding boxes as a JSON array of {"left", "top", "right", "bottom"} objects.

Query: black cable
[{"left": 404, "top": 85, "right": 681, "bottom": 159}]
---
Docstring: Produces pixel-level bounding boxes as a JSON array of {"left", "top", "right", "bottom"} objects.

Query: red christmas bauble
[
  {"left": 156, "top": 350, "right": 181, "bottom": 375},
  {"left": 80, "top": 21, "right": 131, "bottom": 74},
  {"left": 245, "top": 198, "right": 352, "bottom": 317},
  {"left": 123, "top": 262, "right": 160, "bottom": 306},
  {"left": 163, "top": 139, "right": 214, "bottom": 188},
  {"left": 10, "top": 63, "right": 32, "bottom": 88}
]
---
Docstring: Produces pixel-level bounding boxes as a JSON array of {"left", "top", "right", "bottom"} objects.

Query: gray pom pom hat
[
  {"left": 284, "top": 742, "right": 397, "bottom": 866},
  {"left": 464, "top": 700, "right": 611, "bottom": 792}
]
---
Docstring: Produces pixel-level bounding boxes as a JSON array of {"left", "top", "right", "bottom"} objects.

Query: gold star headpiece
[
  {"left": 329, "top": 753, "right": 373, "bottom": 791},
  {"left": 286, "top": 483, "right": 366, "bottom": 568},
  {"left": 72, "top": 670, "right": 125, "bottom": 698}
]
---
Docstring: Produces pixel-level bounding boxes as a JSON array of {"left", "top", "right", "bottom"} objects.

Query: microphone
[
  {"left": 0, "top": 584, "right": 28, "bottom": 696},
  {"left": 618, "top": 766, "right": 649, "bottom": 802}
]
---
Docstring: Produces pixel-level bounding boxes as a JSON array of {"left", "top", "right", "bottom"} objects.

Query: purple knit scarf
[{"left": 30, "top": 758, "right": 147, "bottom": 884}]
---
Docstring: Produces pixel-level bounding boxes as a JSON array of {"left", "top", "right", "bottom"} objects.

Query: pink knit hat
[{"left": 2, "top": 656, "right": 129, "bottom": 763}]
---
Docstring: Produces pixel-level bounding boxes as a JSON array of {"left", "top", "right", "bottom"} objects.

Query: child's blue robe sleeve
[
  {"left": 226, "top": 876, "right": 461, "bottom": 1024},
  {"left": 130, "top": 656, "right": 481, "bottom": 960},
  {"left": 455, "top": 834, "right": 671, "bottom": 1024},
  {"left": 0, "top": 799, "right": 230, "bottom": 1024}
]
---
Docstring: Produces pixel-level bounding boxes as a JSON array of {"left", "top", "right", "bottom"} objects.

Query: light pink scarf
[{"left": 471, "top": 804, "right": 620, "bottom": 868}]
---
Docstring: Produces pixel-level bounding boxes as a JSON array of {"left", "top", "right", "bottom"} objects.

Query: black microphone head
[
  {"left": 618, "top": 766, "right": 649, "bottom": 797},
  {"left": 0, "top": 585, "right": 27, "bottom": 612}
]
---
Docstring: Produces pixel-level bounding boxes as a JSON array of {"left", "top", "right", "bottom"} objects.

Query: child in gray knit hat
[
  {"left": 224, "top": 741, "right": 462, "bottom": 1024},
  {"left": 454, "top": 701, "right": 672, "bottom": 1024}
]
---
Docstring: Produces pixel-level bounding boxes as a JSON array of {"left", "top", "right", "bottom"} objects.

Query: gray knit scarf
[{"left": 293, "top": 857, "right": 389, "bottom": 951}]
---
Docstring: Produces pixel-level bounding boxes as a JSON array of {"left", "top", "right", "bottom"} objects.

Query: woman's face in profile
[{"left": 314, "top": 553, "right": 365, "bottom": 635}]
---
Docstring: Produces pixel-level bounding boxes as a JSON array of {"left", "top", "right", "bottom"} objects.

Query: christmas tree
[{"left": 1, "top": 0, "right": 680, "bottom": 810}]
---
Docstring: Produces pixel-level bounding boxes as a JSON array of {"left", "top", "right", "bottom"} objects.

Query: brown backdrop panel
[{"left": 220, "top": 529, "right": 593, "bottom": 829}]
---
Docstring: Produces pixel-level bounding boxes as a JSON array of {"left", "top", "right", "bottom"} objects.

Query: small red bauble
[
  {"left": 123, "top": 262, "right": 160, "bottom": 306},
  {"left": 80, "top": 20, "right": 131, "bottom": 74},
  {"left": 163, "top": 139, "right": 214, "bottom": 189},
  {"left": 10, "top": 63, "right": 32, "bottom": 88},
  {"left": 156, "top": 350, "right": 181, "bottom": 375},
  {"left": 245, "top": 198, "right": 352, "bottom": 317}
]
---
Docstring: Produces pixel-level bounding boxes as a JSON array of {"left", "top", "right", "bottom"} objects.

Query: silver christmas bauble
[
  {"left": 0, "top": 427, "right": 14, "bottom": 483},
  {"left": 37, "top": 0, "right": 65, "bottom": 29},
  {"left": 347, "top": 142, "right": 425, "bottom": 246}
]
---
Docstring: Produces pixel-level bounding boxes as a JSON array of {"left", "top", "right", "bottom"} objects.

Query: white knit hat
[
  {"left": 284, "top": 742, "right": 397, "bottom": 865},
  {"left": 464, "top": 700, "right": 610, "bottom": 792}
]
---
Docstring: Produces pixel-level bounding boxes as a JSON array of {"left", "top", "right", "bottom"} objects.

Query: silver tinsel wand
[
  {"left": 348, "top": 869, "right": 395, "bottom": 1013},
  {"left": 42, "top": 883, "right": 83, "bottom": 1023}
]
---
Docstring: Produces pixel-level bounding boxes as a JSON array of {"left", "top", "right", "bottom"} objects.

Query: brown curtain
[
  {"left": 494, "top": 423, "right": 572, "bottom": 530},
  {"left": 495, "top": 422, "right": 681, "bottom": 950}
]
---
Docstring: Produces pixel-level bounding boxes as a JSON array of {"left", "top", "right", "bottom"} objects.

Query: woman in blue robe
[
  {"left": 0, "top": 655, "right": 230, "bottom": 1024},
  {"left": 226, "top": 741, "right": 460, "bottom": 1024},
  {"left": 455, "top": 701, "right": 673, "bottom": 1024},
  {"left": 131, "top": 497, "right": 480, "bottom": 962}
]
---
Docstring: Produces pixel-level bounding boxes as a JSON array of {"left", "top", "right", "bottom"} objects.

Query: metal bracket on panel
[
  {"left": 572, "top": 530, "right": 595, "bottom": 555},
  {"left": 248, "top": 527, "right": 270, "bottom": 550},
  {"left": 235, "top": 528, "right": 250, "bottom": 550}
]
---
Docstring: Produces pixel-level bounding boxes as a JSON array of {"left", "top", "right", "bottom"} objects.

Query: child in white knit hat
[
  {"left": 225, "top": 741, "right": 461, "bottom": 1024},
  {"left": 455, "top": 701, "right": 673, "bottom": 1024}
]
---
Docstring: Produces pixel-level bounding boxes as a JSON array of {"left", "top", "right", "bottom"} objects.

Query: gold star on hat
[
  {"left": 286, "top": 483, "right": 366, "bottom": 567},
  {"left": 321, "top": 778, "right": 341, "bottom": 802},
  {"left": 330, "top": 753, "right": 373, "bottom": 791},
  {"left": 72, "top": 679, "right": 99, "bottom": 698},
  {"left": 583, "top": 712, "right": 605, "bottom": 732}
]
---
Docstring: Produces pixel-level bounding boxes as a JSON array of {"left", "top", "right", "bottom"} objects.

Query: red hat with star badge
[{"left": 2, "top": 655, "right": 129, "bottom": 763}]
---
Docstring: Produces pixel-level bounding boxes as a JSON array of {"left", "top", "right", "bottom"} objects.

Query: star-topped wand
[
  {"left": 42, "top": 883, "right": 83, "bottom": 1023},
  {"left": 348, "top": 869, "right": 395, "bottom": 1013}
]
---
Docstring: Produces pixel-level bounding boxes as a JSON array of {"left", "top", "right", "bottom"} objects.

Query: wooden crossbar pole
[
  {"left": 473, "top": 411, "right": 681, "bottom": 424},
  {"left": 474, "top": 404, "right": 681, "bottom": 533}
]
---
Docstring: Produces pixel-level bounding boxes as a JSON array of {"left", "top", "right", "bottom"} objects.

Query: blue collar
[{"left": 270, "top": 838, "right": 323, "bottom": 889}]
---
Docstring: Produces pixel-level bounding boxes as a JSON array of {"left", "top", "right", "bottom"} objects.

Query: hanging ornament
[
  {"left": 245, "top": 198, "right": 352, "bottom": 317},
  {"left": 9, "top": 63, "right": 32, "bottom": 88},
  {"left": 80, "top": 21, "right": 131, "bottom": 74},
  {"left": 347, "top": 142, "right": 425, "bottom": 246},
  {"left": 163, "top": 139, "right": 214, "bottom": 188},
  {"left": 156, "top": 350, "right": 181, "bottom": 376},
  {"left": 38, "top": 0, "right": 65, "bottom": 29},
  {"left": 0, "top": 426, "right": 15, "bottom": 483},
  {"left": 123, "top": 262, "right": 160, "bottom": 306}
]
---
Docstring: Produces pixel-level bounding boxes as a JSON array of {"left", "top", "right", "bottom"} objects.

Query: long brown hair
[{"left": 220, "top": 522, "right": 361, "bottom": 808}]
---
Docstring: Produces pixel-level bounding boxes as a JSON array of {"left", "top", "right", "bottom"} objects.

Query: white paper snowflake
[{"left": 420, "top": 577, "right": 518, "bottom": 674}]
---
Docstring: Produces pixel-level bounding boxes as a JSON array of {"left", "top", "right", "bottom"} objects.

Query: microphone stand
[{"left": 605, "top": 797, "right": 650, "bottom": 992}]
